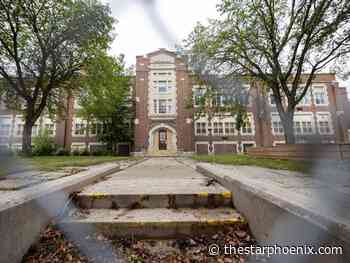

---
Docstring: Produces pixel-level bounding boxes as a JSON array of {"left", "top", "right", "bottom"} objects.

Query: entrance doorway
[{"left": 158, "top": 129, "right": 167, "bottom": 150}]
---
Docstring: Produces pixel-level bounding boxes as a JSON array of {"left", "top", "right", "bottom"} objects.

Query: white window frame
[
  {"left": 296, "top": 86, "right": 312, "bottom": 106},
  {"left": 195, "top": 122, "right": 207, "bottom": 136},
  {"left": 316, "top": 112, "right": 333, "bottom": 135},
  {"left": 73, "top": 118, "right": 86, "bottom": 137},
  {"left": 293, "top": 112, "right": 315, "bottom": 135},
  {"left": 271, "top": 113, "right": 284, "bottom": 135},
  {"left": 312, "top": 85, "right": 329, "bottom": 106}
]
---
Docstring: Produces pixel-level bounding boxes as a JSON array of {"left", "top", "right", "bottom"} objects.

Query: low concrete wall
[
  {"left": 247, "top": 144, "right": 350, "bottom": 160},
  {"left": 197, "top": 164, "right": 350, "bottom": 263},
  {"left": 0, "top": 163, "right": 121, "bottom": 263}
]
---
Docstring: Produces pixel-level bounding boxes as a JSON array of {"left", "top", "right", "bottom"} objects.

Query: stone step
[
  {"left": 76, "top": 192, "right": 233, "bottom": 209},
  {"left": 62, "top": 208, "right": 245, "bottom": 239}
]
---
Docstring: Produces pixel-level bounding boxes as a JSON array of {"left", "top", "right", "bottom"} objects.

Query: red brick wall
[
  {"left": 134, "top": 56, "right": 150, "bottom": 152},
  {"left": 176, "top": 61, "right": 194, "bottom": 152}
]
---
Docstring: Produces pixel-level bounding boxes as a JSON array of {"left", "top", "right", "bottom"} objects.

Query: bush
[
  {"left": 32, "top": 129, "right": 55, "bottom": 156},
  {"left": 72, "top": 149, "right": 81, "bottom": 156},
  {"left": 91, "top": 149, "right": 110, "bottom": 156},
  {"left": 55, "top": 148, "right": 70, "bottom": 156},
  {"left": 80, "top": 149, "right": 90, "bottom": 156}
]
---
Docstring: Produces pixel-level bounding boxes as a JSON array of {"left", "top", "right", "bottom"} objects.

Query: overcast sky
[{"left": 102, "top": 0, "right": 349, "bottom": 95}]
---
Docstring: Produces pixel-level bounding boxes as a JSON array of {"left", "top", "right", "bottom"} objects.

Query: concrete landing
[
  {"left": 63, "top": 158, "right": 242, "bottom": 239},
  {"left": 63, "top": 208, "right": 244, "bottom": 238},
  {"left": 76, "top": 158, "right": 232, "bottom": 209}
]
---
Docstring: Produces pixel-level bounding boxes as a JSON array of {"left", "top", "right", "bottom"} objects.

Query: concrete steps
[
  {"left": 62, "top": 158, "right": 244, "bottom": 239},
  {"left": 76, "top": 192, "right": 233, "bottom": 209},
  {"left": 63, "top": 208, "right": 245, "bottom": 238}
]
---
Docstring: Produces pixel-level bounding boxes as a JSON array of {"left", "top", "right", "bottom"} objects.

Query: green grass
[
  {"left": 23, "top": 156, "right": 138, "bottom": 171},
  {"left": 192, "top": 154, "right": 312, "bottom": 173},
  {"left": 0, "top": 156, "right": 138, "bottom": 176}
]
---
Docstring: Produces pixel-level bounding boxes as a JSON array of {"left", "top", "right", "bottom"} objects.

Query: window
[
  {"left": 167, "top": 99, "right": 172, "bottom": 113},
  {"left": 90, "top": 123, "right": 103, "bottom": 135},
  {"left": 196, "top": 122, "right": 207, "bottom": 135},
  {"left": 272, "top": 121, "right": 284, "bottom": 134},
  {"left": 224, "top": 122, "right": 235, "bottom": 135},
  {"left": 153, "top": 99, "right": 157, "bottom": 113},
  {"left": 159, "top": 99, "right": 167, "bottom": 113},
  {"left": 318, "top": 113, "right": 332, "bottom": 134},
  {"left": 213, "top": 122, "right": 223, "bottom": 135},
  {"left": 313, "top": 87, "right": 327, "bottom": 105},
  {"left": 293, "top": 121, "right": 313, "bottom": 134},
  {"left": 158, "top": 81, "right": 168, "bottom": 92},
  {"left": 296, "top": 88, "right": 311, "bottom": 105},
  {"left": 241, "top": 121, "right": 253, "bottom": 134},
  {"left": 212, "top": 94, "right": 223, "bottom": 106},
  {"left": 32, "top": 125, "right": 39, "bottom": 136},
  {"left": 153, "top": 99, "right": 173, "bottom": 114},
  {"left": 194, "top": 88, "right": 205, "bottom": 106},
  {"left": 75, "top": 123, "right": 85, "bottom": 135},
  {"left": 301, "top": 121, "right": 313, "bottom": 134},
  {"left": 0, "top": 123, "right": 11, "bottom": 136},
  {"left": 294, "top": 121, "right": 301, "bottom": 134},
  {"left": 45, "top": 124, "right": 55, "bottom": 135},
  {"left": 154, "top": 80, "right": 172, "bottom": 93},
  {"left": 319, "top": 121, "right": 331, "bottom": 134}
]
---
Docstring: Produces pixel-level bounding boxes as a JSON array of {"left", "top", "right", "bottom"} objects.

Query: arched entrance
[{"left": 148, "top": 124, "right": 177, "bottom": 155}]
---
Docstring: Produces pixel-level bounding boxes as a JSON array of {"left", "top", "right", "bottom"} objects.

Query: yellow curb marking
[
  {"left": 89, "top": 192, "right": 107, "bottom": 199},
  {"left": 222, "top": 192, "right": 232, "bottom": 198}
]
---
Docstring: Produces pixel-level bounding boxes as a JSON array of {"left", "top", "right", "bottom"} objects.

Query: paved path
[
  {"left": 79, "top": 158, "right": 229, "bottom": 195},
  {"left": 197, "top": 162, "right": 350, "bottom": 245},
  {"left": 66, "top": 158, "right": 242, "bottom": 239}
]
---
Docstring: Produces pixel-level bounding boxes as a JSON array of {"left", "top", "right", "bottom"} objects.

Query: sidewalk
[{"left": 197, "top": 162, "right": 350, "bottom": 262}]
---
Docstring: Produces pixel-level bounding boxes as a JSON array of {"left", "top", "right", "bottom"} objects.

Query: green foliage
[
  {"left": 32, "top": 129, "right": 55, "bottom": 156},
  {"left": 54, "top": 148, "right": 71, "bottom": 156},
  {"left": 78, "top": 51, "right": 133, "bottom": 152},
  {"left": 0, "top": 0, "right": 115, "bottom": 154},
  {"left": 186, "top": 0, "right": 350, "bottom": 143}
]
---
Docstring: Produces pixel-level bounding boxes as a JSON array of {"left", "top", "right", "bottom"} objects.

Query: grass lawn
[
  {"left": 0, "top": 156, "right": 138, "bottom": 176},
  {"left": 192, "top": 154, "right": 312, "bottom": 173},
  {"left": 23, "top": 156, "right": 137, "bottom": 171}
]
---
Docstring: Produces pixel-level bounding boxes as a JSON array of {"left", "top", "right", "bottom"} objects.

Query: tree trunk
[
  {"left": 281, "top": 111, "right": 296, "bottom": 144},
  {"left": 22, "top": 121, "right": 34, "bottom": 155},
  {"left": 208, "top": 117, "right": 214, "bottom": 155}
]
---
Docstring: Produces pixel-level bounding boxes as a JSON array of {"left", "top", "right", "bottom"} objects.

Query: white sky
[{"left": 102, "top": 0, "right": 349, "bottom": 97}]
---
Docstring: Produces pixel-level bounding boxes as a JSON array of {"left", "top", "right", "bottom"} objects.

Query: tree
[
  {"left": 189, "top": 82, "right": 248, "bottom": 154},
  {"left": 0, "top": 0, "right": 114, "bottom": 154},
  {"left": 179, "top": 46, "right": 249, "bottom": 154},
  {"left": 78, "top": 52, "right": 132, "bottom": 153},
  {"left": 186, "top": 0, "right": 350, "bottom": 144}
]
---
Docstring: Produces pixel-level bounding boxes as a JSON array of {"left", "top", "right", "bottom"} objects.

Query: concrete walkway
[
  {"left": 66, "top": 158, "right": 243, "bottom": 238},
  {"left": 197, "top": 162, "right": 350, "bottom": 263},
  {"left": 78, "top": 158, "right": 230, "bottom": 196}
]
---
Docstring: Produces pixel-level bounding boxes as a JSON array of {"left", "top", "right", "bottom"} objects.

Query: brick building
[
  {"left": 133, "top": 49, "right": 350, "bottom": 156},
  {"left": 1, "top": 48, "right": 350, "bottom": 154}
]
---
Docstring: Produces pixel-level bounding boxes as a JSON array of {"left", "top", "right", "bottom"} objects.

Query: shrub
[
  {"left": 72, "top": 150, "right": 81, "bottom": 156},
  {"left": 91, "top": 149, "right": 110, "bottom": 156},
  {"left": 80, "top": 149, "right": 90, "bottom": 156},
  {"left": 55, "top": 148, "right": 70, "bottom": 156},
  {"left": 32, "top": 129, "right": 55, "bottom": 156}
]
